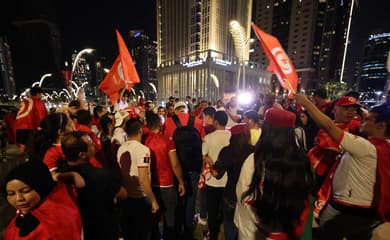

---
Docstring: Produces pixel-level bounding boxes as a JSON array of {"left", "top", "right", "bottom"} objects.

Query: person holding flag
[
  {"left": 251, "top": 22, "right": 298, "bottom": 97},
  {"left": 99, "top": 30, "right": 140, "bottom": 106}
]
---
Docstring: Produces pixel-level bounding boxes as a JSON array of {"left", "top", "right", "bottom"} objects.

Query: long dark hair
[
  {"left": 27, "top": 112, "right": 69, "bottom": 162},
  {"left": 231, "top": 128, "right": 253, "bottom": 164},
  {"left": 243, "top": 122, "right": 314, "bottom": 233}
]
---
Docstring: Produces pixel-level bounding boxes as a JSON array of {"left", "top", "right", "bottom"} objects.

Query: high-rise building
[
  {"left": 0, "top": 36, "right": 16, "bottom": 98},
  {"left": 252, "top": 0, "right": 355, "bottom": 92},
  {"left": 318, "top": 0, "right": 355, "bottom": 87},
  {"left": 157, "top": 0, "right": 270, "bottom": 101},
  {"left": 359, "top": 33, "right": 390, "bottom": 92},
  {"left": 252, "top": 0, "right": 327, "bottom": 92},
  {"left": 128, "top": 30, "right": 158, "bottom": 101},
  {"left": 6, "top": 1, "right": 63, "bottom": 92}
]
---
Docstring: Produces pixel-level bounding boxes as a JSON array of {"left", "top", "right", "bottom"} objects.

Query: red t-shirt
[
  {"left": 163, "top": 113, "right": 205, "bottom": 140},
  {"left": 43, "top": 145, "right": 65, "bottom": 171},
  {"left": 144, "top": 132, "right": 176, "bottom": 187}
]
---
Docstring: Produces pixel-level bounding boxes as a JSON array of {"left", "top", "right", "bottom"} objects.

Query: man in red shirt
[
  {"left": 163, "top": 101, "right": 205, "bottom": 239},
  {"left": 15, "top": 87, "right": 48, "bottom": 150},
  {"left": 144, "top": 112, "right": 185, "bottom": 239},
  {"left": 163, "top": 101, "right": 205, "bottom": 140}
]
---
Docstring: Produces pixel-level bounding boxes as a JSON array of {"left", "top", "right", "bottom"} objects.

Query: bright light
[
  {"left": 210, "top": 74, "right": 219, "bottom": 88},
  {"left": 237, "top": 92, "right": 253, "bottom": 105}
]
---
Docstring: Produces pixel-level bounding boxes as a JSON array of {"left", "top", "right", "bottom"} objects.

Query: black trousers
[{"left": 205, "top": 185, "right": 224, "bottom": 240}]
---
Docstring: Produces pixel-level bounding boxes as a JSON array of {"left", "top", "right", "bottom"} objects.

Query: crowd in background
[{"left": 1, "top": 86, "right": 390, "bottom": 240}]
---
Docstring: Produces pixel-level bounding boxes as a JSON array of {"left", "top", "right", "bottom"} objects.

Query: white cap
[
  {"left": 114, "top": 110, "right": 129, "bottom": 127},
  {"left": 174, "top": 101, "right": 186, "bottom": 110}
]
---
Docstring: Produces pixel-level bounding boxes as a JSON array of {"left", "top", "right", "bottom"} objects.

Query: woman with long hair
[
  {"left": 96, "top": 112, "right": 122, "bottom": 182},
  {"left": 211, "top": 123, "right": 254, "bottom": 240},
  {"left": 235, "top": 108, "right": 314, "bottom": 240},
  {"left": 26, "top": 112, "right": 74, "bottom": 179}
]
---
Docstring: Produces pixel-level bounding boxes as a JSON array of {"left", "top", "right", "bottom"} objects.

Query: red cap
[
  {"left": 230, "top": 123, "right": 248, "bottom": 135},
  {"left": 264, "top": 108, "right": 296, "bottom": 128},
  {"left": 335, "top": 96, "right": 361, "bottom": 107}
]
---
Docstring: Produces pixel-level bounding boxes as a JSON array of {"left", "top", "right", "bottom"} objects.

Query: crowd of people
[{"left": 1, "top": 86, "right": 390, "bottom": 240}]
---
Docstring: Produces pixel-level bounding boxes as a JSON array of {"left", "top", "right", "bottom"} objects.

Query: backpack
[{"left": 172, "top": 115, "right": 203, "bottom": 172}]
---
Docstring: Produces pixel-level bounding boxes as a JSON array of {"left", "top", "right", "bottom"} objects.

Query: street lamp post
[
  {"left": 32, "top": 73, "right": 52, "bottom": 87},
  {"left": 69, "top": 48, "right": 94, "bottom": 97},
  {"left": 229, "top": 20, "right": 249, "bottom": 92}
]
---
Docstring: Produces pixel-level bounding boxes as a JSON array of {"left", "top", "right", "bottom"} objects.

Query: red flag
[
  {"left": 99, "top": 29, "right": 140, "bottom": 103},
  {"left": 252, "top": 23, "right": 298, "bottom": 95},
  {"left": 61, "top": 70, "right": 71, "bottom": 87},
  {"left": 99, "top": 56, "right": 125, "bottom": 103},
  {"left": 116, "top": 29, "right": 140, "bottom": 88}
]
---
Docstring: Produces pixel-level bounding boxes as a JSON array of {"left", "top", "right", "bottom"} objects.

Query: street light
[
  {"left": 69, "top": 48, "right": 94, "bottom": 93},
  {"left": 229, "top": 20, "right": 249, "bottom": 91},
  {"left": 32, "top": 73, "right": 52, "bottom": 87}
]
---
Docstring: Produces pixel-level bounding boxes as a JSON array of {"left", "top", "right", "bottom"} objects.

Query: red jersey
[
  {"left": 43, "top": 145, "right": 65, "bottom": 171},
  {"left": 370, "top": 137, "right": 390, "bottom": 221},
  {"left": 163, "top": 112, "right": 205, "bottom": 140},
  {"left": 309, "top": 119, "right": 361, "bottom": 177},
  {"left": 144, "top": 131, "right": 176, "bottom": 187}
]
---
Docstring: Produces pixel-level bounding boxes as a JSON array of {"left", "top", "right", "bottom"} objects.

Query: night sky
[
  {"left": 51, "top": 0, "right": 390, "bottom": 79},
  {"left": 1, "top": 0, "right": 389, "bottom": 90},
  {"left": 57, "top": 0, "right": 156, "bottom": 63}
]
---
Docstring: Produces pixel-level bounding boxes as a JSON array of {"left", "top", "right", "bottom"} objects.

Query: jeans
[
  {"left": 176, "top": 171, "right": 200, "bottom": 239},
  {"left": 152, "top": 186, "right": 178, "bottom": 239}
]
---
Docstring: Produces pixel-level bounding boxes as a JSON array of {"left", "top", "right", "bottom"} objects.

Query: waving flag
[
  {"left": 252, "top": 23, "right": 297, "bottom": 95},
  {"left": 99, "top": 29, "right": 140, "bottom": 103}
]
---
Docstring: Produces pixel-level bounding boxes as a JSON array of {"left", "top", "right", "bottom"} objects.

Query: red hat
[
  {"left": 230, "top": 123, "right": 248, "bottom": 135},
  {"left": 264, "top": 108, "right": 296, "bottom": 128},
  {"left": 335, "top": 96, "right": 361, "bottom": 107}
]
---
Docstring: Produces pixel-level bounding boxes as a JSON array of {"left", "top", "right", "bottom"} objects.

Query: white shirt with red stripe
[
  {"left": 332, "top": 131, "right": 377, "bottom": 207},
  {"left": 117, "top": 140, "right": 151, "bottom": 198}
]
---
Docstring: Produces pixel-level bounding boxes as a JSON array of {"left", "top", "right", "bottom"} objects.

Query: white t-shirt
[
  {"left": 226, "top": 106, "right": 241, "bottom": 128},
  {"left": 117, "top": 140, "right": 151, "bottom": 198},
  {"left": 202, "top": 129, "right": 231, "bottom": 187},
  {"left": 332, "top": 131, "right": 378, "bottom": 207},
  {"left": 112, "top": 127, "right": 127, "bottom": 145}
]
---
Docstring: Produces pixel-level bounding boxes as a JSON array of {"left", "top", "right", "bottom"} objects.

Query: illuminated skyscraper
[
  {"left": 252, "top": 0, "right": 356, "bottom": 92},
  {"left": 157, "top": 0, "right": 270, "bottom": 101},
  {"left": 359, "top": 33, "right": 390, "bottom": 92},
  {"left": 128, "top": 30, "right": 158, "bottom": 101},
  {"left": 0, "top": 36, "right": 16, "bottom": 97}
]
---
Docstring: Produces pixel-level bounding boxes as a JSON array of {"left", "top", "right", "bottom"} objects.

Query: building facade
[
  {"left": 128, "top": 30, "right": 158, "bottom": 101},
  {"left": 359, "top": 33, "right": 390, "bottom": 92},
  {"left": 0, "top": 36, "right": 16, "bottom": 98},
  {"left": 252, "top": 0, "right": 355, "bottom": 93},
  {"left": 156, "top": 0, "right": 270, "bottom": 102}
]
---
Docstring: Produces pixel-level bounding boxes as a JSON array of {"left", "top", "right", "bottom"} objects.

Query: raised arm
[{"left": 295, "top": 94, "right": 342, "bottom": 143}]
